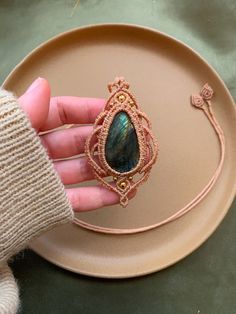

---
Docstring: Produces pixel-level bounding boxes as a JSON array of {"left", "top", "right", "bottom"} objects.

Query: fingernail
[{"left": 26, "top": 77, "right": 44, "bottom": 94}]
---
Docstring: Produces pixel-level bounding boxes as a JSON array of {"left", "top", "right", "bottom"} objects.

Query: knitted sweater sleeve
[{"left": 0, "top": 89, "right": 74, "bottom": 313}]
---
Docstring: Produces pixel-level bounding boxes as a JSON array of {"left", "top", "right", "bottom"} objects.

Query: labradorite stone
[{"left": 105, "top": 111, "right": 140, "bottom": 173}]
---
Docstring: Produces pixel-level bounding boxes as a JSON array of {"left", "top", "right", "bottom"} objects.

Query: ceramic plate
[{"left": 3, "top": 24, "right": 236, "bottom": 278}]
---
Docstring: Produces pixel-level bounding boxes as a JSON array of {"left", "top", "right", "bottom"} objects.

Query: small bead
[
  {"left": 128, "top": 176, "right": 133, "bottom": 180},
  {"left": 118, "top": 94, "right": 126, "bottom": 103},
  {"left": 113, "top": 176, "right": 118, "bottom": 181},
  {"left": 119, "top": 181, "right": 127, "bottom": 189}
]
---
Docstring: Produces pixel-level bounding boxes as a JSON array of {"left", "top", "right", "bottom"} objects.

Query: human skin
[{"left": 18, "top": 77, "right": 135, "bottom": 212}]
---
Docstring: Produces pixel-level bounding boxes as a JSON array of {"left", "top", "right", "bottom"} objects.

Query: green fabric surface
[{"left": 0, "top": 1, "right": 235, "bottom": 313}]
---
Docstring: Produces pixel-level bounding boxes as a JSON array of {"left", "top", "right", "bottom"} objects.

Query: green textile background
[{"left": 0, "top": 1, "right": 235, "bottom": 313}]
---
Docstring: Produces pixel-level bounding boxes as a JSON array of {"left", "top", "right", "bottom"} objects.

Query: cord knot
[
  {"left": 200, "top": 83, "right": 214, "bottom": 100},
  {"left": 191, "top": 83, "right": 214, "bottom": 109},
  {"left": 191, "top": 94, "right": 204, "bottom": 108}
]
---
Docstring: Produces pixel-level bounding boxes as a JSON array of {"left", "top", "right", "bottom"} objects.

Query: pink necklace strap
[{"left": 73, "top": 83, "right": 225, "bottom": 234}]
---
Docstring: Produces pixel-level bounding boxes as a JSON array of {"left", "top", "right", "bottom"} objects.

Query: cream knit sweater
[{"left": 0, "top": 89, "right": 74, "bottom": 313}]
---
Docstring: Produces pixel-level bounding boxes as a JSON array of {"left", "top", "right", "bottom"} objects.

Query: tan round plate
[{"left": 3, "top": 24, "right": 236, "bottom": 278}]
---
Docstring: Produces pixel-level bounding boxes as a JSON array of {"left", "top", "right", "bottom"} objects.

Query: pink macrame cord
[{"left": 73, "top": 83, "right": 225, "bottom": 235}]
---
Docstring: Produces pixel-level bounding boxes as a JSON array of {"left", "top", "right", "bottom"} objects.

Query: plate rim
[{"left": 2, "top": 22, "right": 236, "bottom": 107}]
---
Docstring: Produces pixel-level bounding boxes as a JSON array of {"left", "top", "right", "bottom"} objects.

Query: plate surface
[{"left": 3, "top": 24, "right": 236, "bottom": 278}]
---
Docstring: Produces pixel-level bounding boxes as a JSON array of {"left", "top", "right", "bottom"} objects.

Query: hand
[{"left": 18, "top": 77, "right": 135, "bottom": 212}]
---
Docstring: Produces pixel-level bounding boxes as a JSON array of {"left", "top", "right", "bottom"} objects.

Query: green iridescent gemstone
[{"left": 105, "top": 111, "right": 140, "bottom": 173}]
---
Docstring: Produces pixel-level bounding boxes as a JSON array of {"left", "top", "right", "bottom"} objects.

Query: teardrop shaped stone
[{"left": 105, "top": 111, "right": 140, "bottom": 173}]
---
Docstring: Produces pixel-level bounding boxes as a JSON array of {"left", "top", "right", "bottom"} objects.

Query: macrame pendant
[{"left": 85, "top": 77, "right": 159, "bottom": 207}]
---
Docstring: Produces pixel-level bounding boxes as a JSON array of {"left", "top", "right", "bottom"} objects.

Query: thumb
[{"left": 18, "top": 77, "right": 50, "bottom": 131}]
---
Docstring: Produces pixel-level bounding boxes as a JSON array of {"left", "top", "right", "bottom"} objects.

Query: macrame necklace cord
[{"left": 73, "top": 83, "right": 225, "bottom": 235}]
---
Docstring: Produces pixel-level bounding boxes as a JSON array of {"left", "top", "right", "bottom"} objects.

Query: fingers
[
  {"left": 40, "top": 125, "right": 93, "bottom": 159},
  {"left": 18, "top": 78, "right": 50, "bottom": 131},
  {"left": 41, "top": 96, "right": 105, "bottom": 131},
  {"left": 18, "top": 78, "right": 106, "bottom": 132},
  {"left": 53, "top": 156, "right": 97, "bottom": 184},
  {"left": 66, "top": 186, "right": 136, "bottom": 212}
]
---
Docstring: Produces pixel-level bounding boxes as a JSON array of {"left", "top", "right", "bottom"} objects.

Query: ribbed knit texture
[
  {"left": 0, "top": 264, "right": 19, "bottom": 314},
  {"left": 0, "top": 89, "right": 74, "bottom": 313}
]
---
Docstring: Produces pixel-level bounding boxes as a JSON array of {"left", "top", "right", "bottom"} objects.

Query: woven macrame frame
[{"left": 85, "top": 77, "right": 159, "bottom": 207}]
